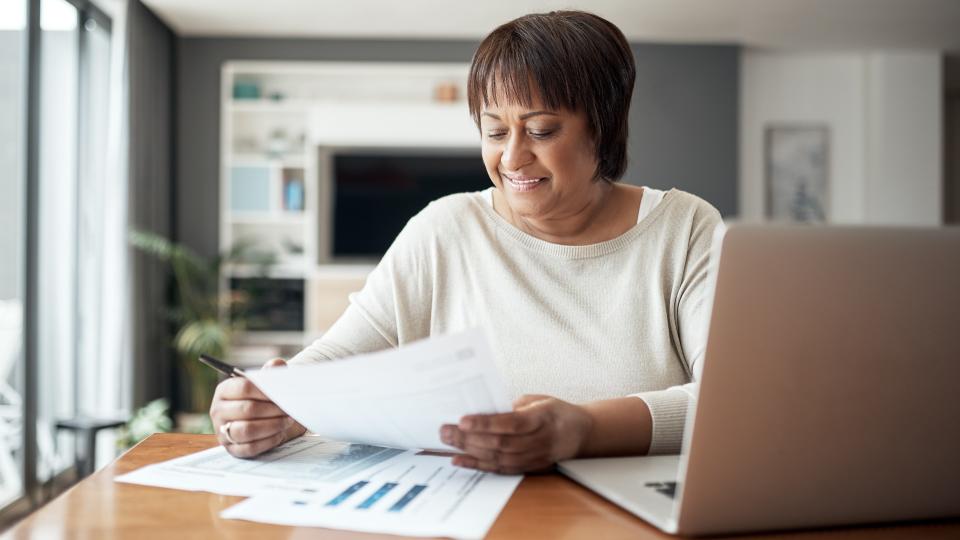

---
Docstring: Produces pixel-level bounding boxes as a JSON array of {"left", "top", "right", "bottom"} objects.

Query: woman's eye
[
  {"left": 528, "top": 130, "right": 555, "bottom": 140},
  {"left": 486, "top": 131, "right": 507, "bottom": 140}
]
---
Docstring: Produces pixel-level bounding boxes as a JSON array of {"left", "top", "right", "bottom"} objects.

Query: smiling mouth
[{"left": 502, "top": 173, "right": 548, "bottom": 192}]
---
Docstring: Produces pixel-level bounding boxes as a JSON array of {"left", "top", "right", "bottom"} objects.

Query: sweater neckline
[{"left": 471, "top": 187, "right": 677, "bottom": 259}]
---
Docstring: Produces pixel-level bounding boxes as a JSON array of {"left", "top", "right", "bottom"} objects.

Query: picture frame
[{"left": 764, "top": 124, "right": 830, "bottom": 222}]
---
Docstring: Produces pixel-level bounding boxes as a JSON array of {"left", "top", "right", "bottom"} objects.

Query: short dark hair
[{"left": 468, "top": 11, "right": 636, "bottom": 181}]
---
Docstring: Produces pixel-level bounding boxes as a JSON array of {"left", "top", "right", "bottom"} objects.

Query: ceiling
[{"left": 139, "top": 0, "right": 960, "bottom": 51}]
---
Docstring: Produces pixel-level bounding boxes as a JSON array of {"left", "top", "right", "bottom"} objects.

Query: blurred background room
[{"left": 1, "top": 0, "right": 958, "bottom": 527}]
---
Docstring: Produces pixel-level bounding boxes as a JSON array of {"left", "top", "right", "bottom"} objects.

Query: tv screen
[
  {"left": 229, "top": 277, "right": 304, "bottom": 331},
  {"left": 332, "top": 152, "right": 491, "bottom": 258}
]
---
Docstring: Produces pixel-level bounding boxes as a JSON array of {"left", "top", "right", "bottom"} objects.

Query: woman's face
[{"left": 480, "top": 92, "right": 600, "bottom": 222}]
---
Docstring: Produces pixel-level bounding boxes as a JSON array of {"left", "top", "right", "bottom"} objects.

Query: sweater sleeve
[
  {"left": 632, "top": 200, "right": 723, "bottom": 454},
  {"left": 288, "top": 208, "right": 436, "bottom": 365},
  {"left": 287, "top": 302, "right": 393, "bottom": 364}
]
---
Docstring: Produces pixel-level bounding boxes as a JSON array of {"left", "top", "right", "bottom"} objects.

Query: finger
[
  {"left": 263, "top": 358, "right": 287, "bottom": 369},
  {"left": 214, "top": 399, "right": 287, "bottom": 422},
  {"left": 459, "top": 410, "right": 541, "bottom": 435},
  {"left": 222, "top": 417, "right": 294, "bottom": 445},
  {"left": 224, "top": 430, "right": 287, "bottom": 459},
  {"left": 453, "top": 453, "right": 551, "bottom": 475},
  {"left": 457, "top": 441, "right": 500, "bottom": 463},
  {"left": 286, "top": 421, "right": 308, "bottom": 439},
  {"left": 459, "top": 430, "right": 546, "bottom": 454},
  {"left": 461, "top": 442, "right": 551, "bottom": 469},
  {"left": 440, "top": 424, "right": 463, "bottom": 448},
  {"left": 216, "top": 377, "right": 272, "bottom": 402},
  {"left": 441, "top": 425, "right": 503, "bottom": 459}
]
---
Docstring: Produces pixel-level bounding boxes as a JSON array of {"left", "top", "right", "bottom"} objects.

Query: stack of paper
[
  {"left": 221, "top": 449, "right": 521, "bottom": 539},
  {"left": 116, "top": 329, "right": 522, "bottom": 539}
]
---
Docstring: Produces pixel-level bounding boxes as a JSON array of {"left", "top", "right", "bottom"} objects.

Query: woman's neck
[{"left": 493, "top": 183, "right": 640, "bottom": 246}]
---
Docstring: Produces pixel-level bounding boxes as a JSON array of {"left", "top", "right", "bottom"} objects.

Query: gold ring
[{"left": 220, "top": 421, "right": 238, "bottom": 445}]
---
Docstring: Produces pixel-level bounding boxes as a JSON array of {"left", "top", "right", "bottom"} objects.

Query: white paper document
[
  {"left": 221, "top": 451, "right": 523, "bottom": 540},
  {"left": 117, "top": 330, "right": 522, "bottom": 538},
  {"left": 245, "top": 327, "right": 513, "bottom": 451},
  {"left": 116, "top": 436, "right": 414, "bottom": 497}
]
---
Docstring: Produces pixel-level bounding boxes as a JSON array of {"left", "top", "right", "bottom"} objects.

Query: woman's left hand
[{"left": 440, "top": 395, "right": 592, "bottom": 474}]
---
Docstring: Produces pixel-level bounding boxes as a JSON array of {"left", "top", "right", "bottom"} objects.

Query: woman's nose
[{"left": 501, "top": 134, "right": 533, "bottom": 171}]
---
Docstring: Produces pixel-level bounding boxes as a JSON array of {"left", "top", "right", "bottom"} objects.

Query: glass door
[{"left": 0, "top": 0, "right": 28, "bottom": 511}]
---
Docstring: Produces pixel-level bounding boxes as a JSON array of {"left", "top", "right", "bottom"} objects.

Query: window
[
  {"left": 37, "top": 0, "right": 82, "bottom": 484},
  {"left": 0, "top": 0, "right": 28, "bottom": 512},
  {"left": 0, "top": 0, "right": 114, "bottom": 520}
]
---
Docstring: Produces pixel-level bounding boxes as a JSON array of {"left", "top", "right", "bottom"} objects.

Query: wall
[
  {"left": 864, "top": 53, "right": 942, "bottom": 224},
  {"left": 176, "top": 38, "right": 739, "bottom": 258},
  {"left": 630, "top": 45, "right": 739, "bottom": 218},
  {"left": 740, "top": 50, "right": 943, "bottom": 225}
]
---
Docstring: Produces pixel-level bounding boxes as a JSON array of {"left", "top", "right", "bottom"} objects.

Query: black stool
[{"left": 55, "top": 417, "right": 126, "bottom": 478}]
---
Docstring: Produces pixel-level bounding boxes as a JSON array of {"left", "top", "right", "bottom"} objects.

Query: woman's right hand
[{"left": 209, "top": 358, "right": 306, "bottom": 458}]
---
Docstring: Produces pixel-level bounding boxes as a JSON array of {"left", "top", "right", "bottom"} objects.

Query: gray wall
[
  {"left": 176, "top": 37, "right": 739, "bottom": 258},
  {"left": 630, "top": 45, "right": 738, "bottom": 215}
]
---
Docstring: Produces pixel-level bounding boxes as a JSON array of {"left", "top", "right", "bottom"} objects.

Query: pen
[{"left": 198, "top": 354, "right": 247, "bottom": 378}]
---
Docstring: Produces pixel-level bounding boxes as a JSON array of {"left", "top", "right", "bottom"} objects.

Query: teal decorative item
[
  {"left": 285, "top": 178, "right": 304, "bottom": 211},
  {"left": 232, "top": 81, "right": 260, "bottom": 100}
]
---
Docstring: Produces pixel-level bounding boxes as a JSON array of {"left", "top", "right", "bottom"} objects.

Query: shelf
[
  {"left": 229, "top": 154, "right": 305, "bottom": 167},
  {"left": 224, "top": 263, "right": 376, "bottom": 280},
  {"left": 225, "top": 264, "right": 307, "bottom": 279},
  {"left": 222, "top": 61, "right": 471, "bottom": 340},
  {"left": 309, "top": 264, "right": 377, "bottom": 279},
  {"left": 228, "top": 99, "right": 311, "bottom": 113},
  {"left": 229, "top": 212, "right": 306, "bottom": 225},
  {"left": 231, "top": 331, "right": 312, "bottom": 348}
]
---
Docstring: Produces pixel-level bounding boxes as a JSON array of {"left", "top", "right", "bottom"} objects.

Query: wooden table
[{"left": 3, "top": 434, "right": 958, "bottom": 539}]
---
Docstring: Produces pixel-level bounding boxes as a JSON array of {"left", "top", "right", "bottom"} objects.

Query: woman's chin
[{"left": 503, "top": 195, "right": 551, "bottom": 220}]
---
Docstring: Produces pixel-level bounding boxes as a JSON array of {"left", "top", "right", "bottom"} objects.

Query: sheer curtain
[
  {"left": 80, "top": 0, "right": 175, "bottom": 468},
  {"left": 80, "top": 0, "right": 131, "bottom": 468},
  {"left": 36, "top": 0, "right": 80, "bottom": 480}
]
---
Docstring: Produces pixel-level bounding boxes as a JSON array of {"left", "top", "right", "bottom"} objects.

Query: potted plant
[{"left": 129, "top": 231, "right": 274, "bottom": 426}]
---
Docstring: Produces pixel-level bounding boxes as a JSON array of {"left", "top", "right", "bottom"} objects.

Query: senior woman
[{"left": 210, "top": 10, "right": 722, "bottom": 474}]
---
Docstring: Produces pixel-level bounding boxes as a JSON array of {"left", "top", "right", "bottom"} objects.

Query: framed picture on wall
[{"left": 765, "top": 124, "right": 829, "bottom": 222}]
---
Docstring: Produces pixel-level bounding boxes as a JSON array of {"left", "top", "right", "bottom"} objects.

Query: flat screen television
[
  {"left": 330, "top": 150, "right": 491, "bottom": 260},
  {"left": 229, "top": 277, "right": 304, "bottom": 331}
]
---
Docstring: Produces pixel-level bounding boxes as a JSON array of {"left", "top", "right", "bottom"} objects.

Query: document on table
[
  {"left": 221, "top": 451, "right": 523, "bottom": 540},
  {"left": 117, "top": 329, "right": 522, "bottom": 538},
  {"left": 116, "top": 436, "right": 414, "bottom": 497},
  {"left": 245, "top": 327, "right": 514, "bottom": 451}
]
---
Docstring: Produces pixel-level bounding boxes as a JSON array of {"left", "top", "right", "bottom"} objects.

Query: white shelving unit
[{"left": 219, "top": 61, "right": 475, "bottom": 356}]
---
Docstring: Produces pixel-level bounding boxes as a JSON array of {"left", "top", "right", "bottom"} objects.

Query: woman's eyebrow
[
  {"left": 481, "top": 110, "right": 559, "bottom": 120},
  {"left": 520, "top": 110, "right": 558, "bottom": 120}
]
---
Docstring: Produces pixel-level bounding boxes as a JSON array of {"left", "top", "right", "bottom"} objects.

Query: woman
[{"left": 210, "top": 10, "right": 722, "bottom": 474}]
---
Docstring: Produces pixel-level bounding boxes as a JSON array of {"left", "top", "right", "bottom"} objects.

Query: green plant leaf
[{"left": 174, "top": 319, "right": 229, "bottom": 358}]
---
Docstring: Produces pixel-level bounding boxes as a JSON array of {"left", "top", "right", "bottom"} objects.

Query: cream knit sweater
[{"left": 291, "top": 188, "right": 723, "bottom": 454}]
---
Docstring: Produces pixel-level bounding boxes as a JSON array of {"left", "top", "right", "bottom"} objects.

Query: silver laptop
[{"left": 559, "top": 225, "right": 960, "bottom": 536}]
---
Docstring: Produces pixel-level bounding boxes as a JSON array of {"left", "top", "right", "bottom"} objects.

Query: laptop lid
[{"left": 675, "top": 225, "right": 960, "bottom": 536}]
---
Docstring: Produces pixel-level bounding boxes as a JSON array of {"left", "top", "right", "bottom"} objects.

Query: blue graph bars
[
  {"left": 324, "top": 481, "right": 430, "bottom": 512},
  {"left": 325, "top": 481, "right": 369, "bottom": 507},
  {"left": 356, "top": 482, "right": 399, "bottom": 509},
  {"left": 388, "top": 485, "right": 428, "bottom": 512}
]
